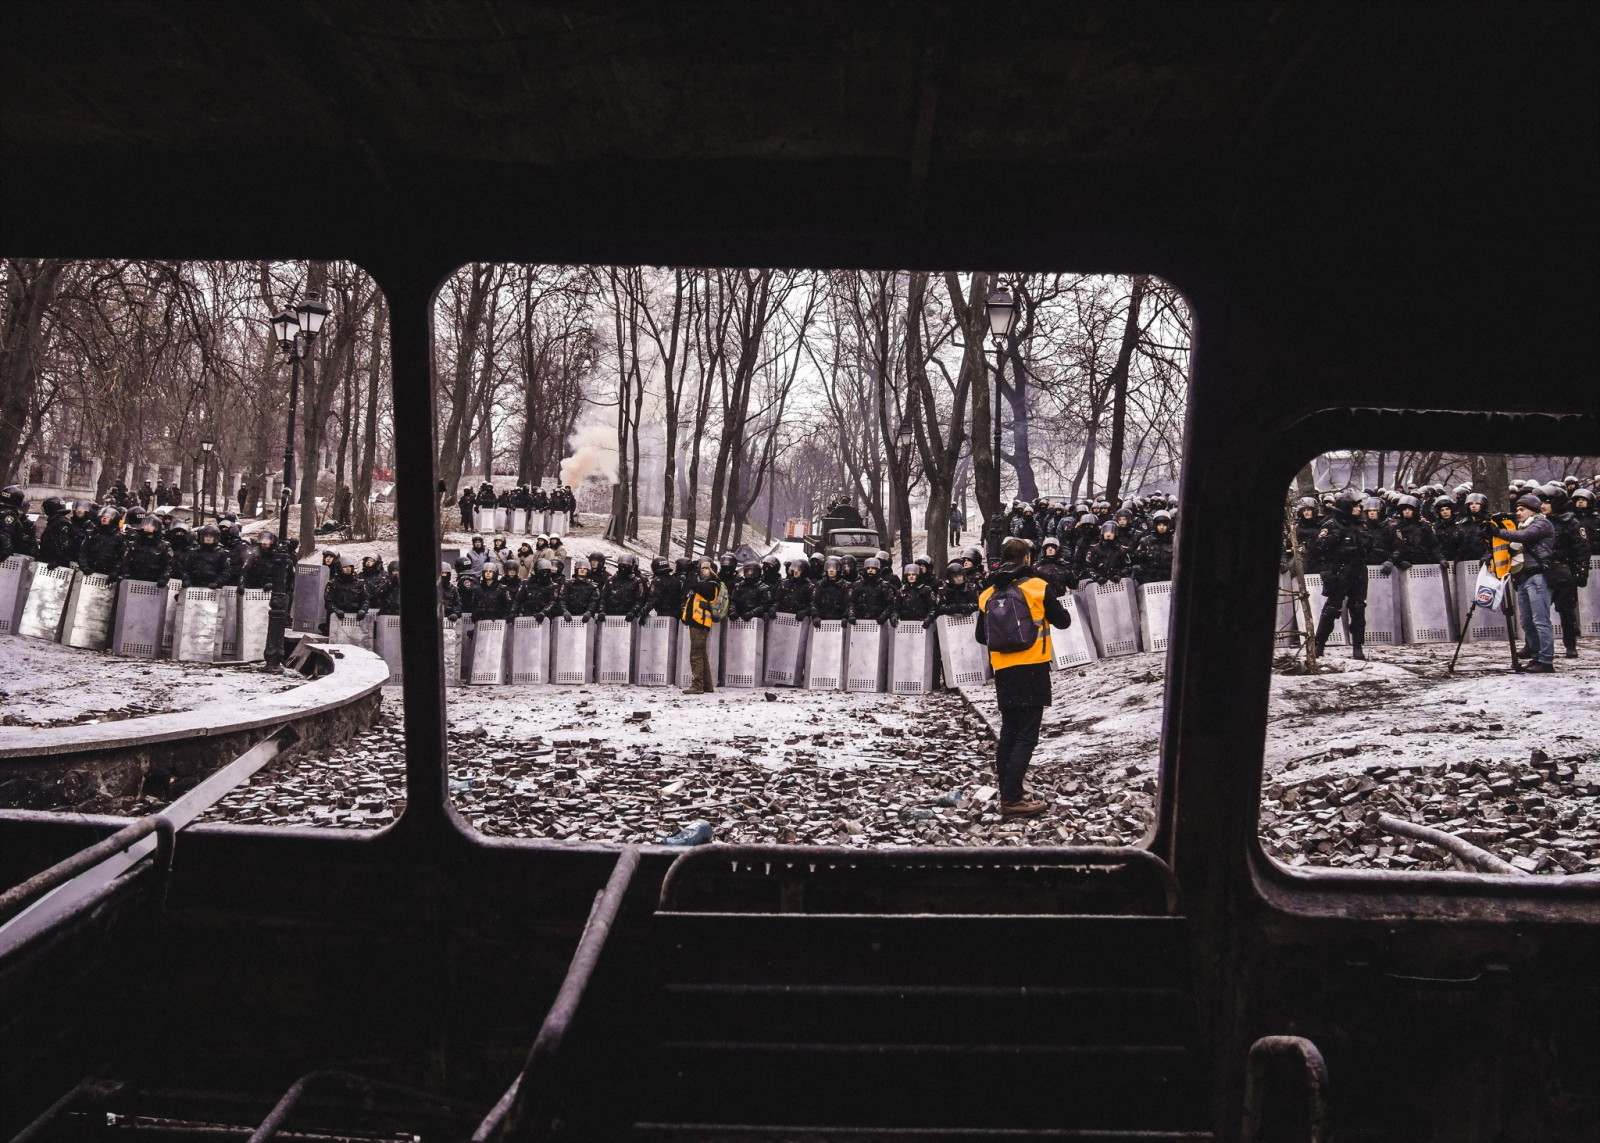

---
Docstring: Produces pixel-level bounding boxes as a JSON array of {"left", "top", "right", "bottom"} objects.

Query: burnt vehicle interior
[{"left": 2, "top": 4, "right": 1597, "bottom": 1141}]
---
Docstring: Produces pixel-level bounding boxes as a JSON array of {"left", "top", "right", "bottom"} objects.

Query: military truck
[{"left": 803, "top": 498, "right": 881, "bottom": 559}]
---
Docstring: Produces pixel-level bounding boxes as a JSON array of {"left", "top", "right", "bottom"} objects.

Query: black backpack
[{"left": 984, "top": 578, "right": 1041, "bottom": 653}]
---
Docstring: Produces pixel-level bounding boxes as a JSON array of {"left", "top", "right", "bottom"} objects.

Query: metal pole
[{"left": 279, "top": 345, "right": 301, "bottom": 542}]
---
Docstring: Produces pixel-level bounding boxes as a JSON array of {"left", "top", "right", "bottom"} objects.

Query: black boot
[
  {"left": 1350, "top": 641, "right": 1366, "bottom": 661},
  {"left": 1565, "top": 637, "right": 1580, "bottom": 659},
  {"left": 1313, "top": 612, "right": 1338, "bottom": 656}
]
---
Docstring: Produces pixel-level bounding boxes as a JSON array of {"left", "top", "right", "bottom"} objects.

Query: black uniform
[
  {"left": 119, "top": 531, "right": 174, "bottom": 584},
  {"left": 811, "top": 575, "right": 853, "bottom": 622},
  {"left": 324, "top": 569, "right": 369, "bottom": 621},
  {"left": 515, "top": 573, "right": 559, "bottom": 618},
  {"left": 471, "top": 573, "right": 515, "bottom": 621},
  {"left": 1083, "top": 537, "right": 1131, "bottom": 584},
  {"left": 642, "top": 569, "right": 685, "bottom": 619},
  {"left": 439, "top": 575, "right": 462, "bottom": 620},
  {"left": 774, "top": 572, "right": 814, "bottom": 617},
  {"left": 1133, "top": 530, "right": 1174, "bottom": 584},
  {"left": 1034, "top": 548, "right": 1076, "bottom": 596},
  {"left": 376, "top": 572, "right": 402, "bottom": 615},
  {"left": 730, "top": 574, "right": 775, "bottom": 621},
  {"left": 936, "top": 576, "right": 979, "bottom": 616},
  {"left": 39, "top": 510, "right": 78, "bottom": 568},
  {"left": 600, "top": 568, "right": 648, "bottom": 616},
  {"left": 1547, "top": 509, "right": 1591, "bottom": 655},
  {"left": 1386, "top": 515, "right": 1440, "bottom": 568},
  {"left": 1311, "top": 510, "right": 1372, "bottom": 650},
  {"left": 892, "top": 578, "right": 937, "bottom": 625},
  {"left": 181, "top": 543, "right": 231, "bottom": 588},
  {"left": 559, "top": 573, "right": 601, "bottom": 618},
  {"left": 79, "top": 521, "right": 127, "bottom": 576},
  {"left": 850, "top": 573, "right": 897, "bottom": 622},
  {"left": 242, "top": 541, "right": 297, "bottom": 668},
  {"left": 1433, "top": 514, "right": 1482, "bottom": 562}
]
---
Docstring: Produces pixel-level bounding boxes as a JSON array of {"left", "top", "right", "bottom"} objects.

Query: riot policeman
[
  {"left": 1540, "top": 486, "right": 1590, "bottom": 659},
  {"left": 38, "top": 496, "right": 78, "bottom": 569},
  {"left": 0, "top": 486, "right": 36, "bottom": 561},
  {"left": 79, "top": 507, "right": 127, "bottom": 576},
  {"left": 850, "top": 557, "right": 897, "bottom": 624},
  {"left": 558, "top": 562, "right": 602, "bottom": 619},
  {"left": 601, "top": 553, "right": 647, "bottom": 616},
  {"left": 1133, "top": 511, "right": 1175, "bottom": 584},
  {"left": 1286, "top": 497, "right": 1323, "bottom": 573},
  {"left": 1311, "top": 494, "right": 1371, "bottom": 660},
  {"left": 1034, "top": 536, "right": 1076, "bottom": 595},
  {"left": 774, "top": 558, "right": 814, "bottom": 618},
  {"left": 182, "top": 524, "right": 232, "bottom": 588},
  {"left": 810, "top": 557, "right": 853, "bottom": 625},
  {"left": 360, "top": 554, "right": 387, "bottom": 592},
  {"left": 936, "top": 561, "right": 979, "bottom": 616},
  {"left": 241, "top": 530, "right": 296, "bottom": 671},
  {"left": 119, "top": 514, "right": 174, "bottom": 584},
  {"left": 453, "top": 556, "right": 481, "bottom": 617},
  {"left": 323, "top": 556, "right": 369, "bottom": 630},
  {"left": 376, "top": 562, "right": 402, "bottom": 615},
  {"left": 516, "top": 559, "right": 560, "bottom": 618},
  {"left": 1385, "top": 495, "right": 1441, "bottom": 569},
  {"left": 586, "top": 551, "right": 611, "bottom": 589},
  {"left": 730, "top": 561, "right": 775, "bottom": 620},
  {"left": 471, "top": 563, "right": 515, "bottom": 621},
  {"left": 1431, "top": 498, "right": 1482, "bottom": 562},
  {"left": 891, "top": 564, "right": 937, "bottom": 628},
  {"left": 760, "top": 553, "right": 782, "bottom": 588},
  {"left": 638, "top": 557, "right": 685, "bottom": 620},
  {"left": 1083, "top": 522, "right": 1132, "bottom": 584}
]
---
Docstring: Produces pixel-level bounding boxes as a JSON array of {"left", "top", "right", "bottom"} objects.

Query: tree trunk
[
  {"left": 1102, "top": 275, "right": 1148, "bottom": 506},
  {"left": 0, "top": 259, "right": 66, "bottom": 483},
  {"left": 943, "top": 271, "right": 993, "bottom": 549},
  {"left": 350, "top": 294, "right": 385, "bottom": 539}
]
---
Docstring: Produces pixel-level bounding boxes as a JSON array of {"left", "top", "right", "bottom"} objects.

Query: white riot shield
[
  {"left": 675, "top": 620, "right": 722, "bottom": 688},
  {"left": 890, "top": 622, "right": 936, "bottom": 695},
  {"left": 722, "top": 618, "right": 765, "bottom": 688},
  {"left": 292, "top": 564, "right": 328, "bottom": 631},
  {"left": 1051, "top": 594, "right": 1099, "bottom": 671},
  {"left": 937, "top": 613, "right": 989, "bottom": 687},
  {"left": 216, "top": 585, "right": 242, "bottom": 660},
  {"left": 846, "top": 621, "right": 889, "bottom": 692},
  {"left": 1357, "top": 565, "right": 1401, "bottom": 645},
  {"left": 0, "top": 555, "right": 32, "bottom": 636},
  {"left": 552, "top": 616, "right": 596, "bottom": 684},
  {"left": 553, "top": 510, "right": 570, "bottom": 534},
  {"left": 467, "top": 618, "right": 508, "bottom": 684},
  {"left": 509, "top": 615, "right": 550, "bottom": 683},
  {"left": 510, "top": 508, "right": 526, "bottom": 534},
  {"left": 1138, "top": 581, "right": 1173, "bottom": 653},
  {"left": 442, "top": 617, "right": 464, "bottom": 688},
  {"left": 328, "top": 611, "right": 374, "bottom": 649},
  {"left": 1581, "top": 557, "right": 1600, "bottom": 638},
  {"left": 1274, "top": 572, "right": 1301, "bottom": 649},
  {"left": 239, "top": 589, "right": 272, "bottom": 663},
  {"left": 495, "top": 507, "right": 509, "bottom": 532},
  {"left": 763, "top": 613, "right": 808, "bottom": 686},
  {"left": 1080, "top": 579, "right": 1141, "bottom": 657},
  {"left": 111, "top": 578, "right": 166, "bottom": 658},
  {"left": 805, "top": 619, "right": 847, "bottom": 690},
  {"left": 372, "top": 613, "right": 402, "bottom": 682},
  {"left": 174, "top": 586, "right": 221, "bottom": 662},
  {"left": 634, "top": 615, "right": 677, "bottom": 686},
  {"left": 597, "top": 615, "right": 636, "bottom": 684},
  {"left": 1302, "top": 573, "right": 1348, "bottom": 647},
  {"left": 18, "top": 562, "right": 73, "bottom": 641},
  {"left": 160, "top": 578, "right": 182, "bottom": 656},
  {"left": 61, "top": 572, "right": 115, "bottom": 650},
  {"left": 1399, "top": 564, "right": 1453, "bottom": 643}
]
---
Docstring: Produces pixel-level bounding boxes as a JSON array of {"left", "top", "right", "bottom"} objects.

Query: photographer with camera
[{"left": 1486, "top": 494, "right": 1559, "bottom": 673}]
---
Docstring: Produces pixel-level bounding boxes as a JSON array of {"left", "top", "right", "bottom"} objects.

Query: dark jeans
[
  {"left": 687, "top": 623, "right": 716, "bottom": 691},
  {"left": 996, "top": 705, "right": 1044, "bottom": 801}
]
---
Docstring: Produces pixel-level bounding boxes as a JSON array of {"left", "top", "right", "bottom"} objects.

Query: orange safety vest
[
  {"left": 1488, "top": 533, "right": 1515, "bottom": 578},
  {"left": 975, "top": 574, "right": 1053, "bottom": 669},
  {"left": 681, "top": 580, "right": 720, "bottom": 628}
]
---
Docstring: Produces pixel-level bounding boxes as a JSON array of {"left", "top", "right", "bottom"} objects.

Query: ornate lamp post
[
  {"left": 984, "top": 286, "right": 1017, "bottom": 561},
  {"left": 269, "top": 296, "right": 330, "bottom": 544},
  {"left": 199, "top": 438, "right": 214, "bottom": 521}
]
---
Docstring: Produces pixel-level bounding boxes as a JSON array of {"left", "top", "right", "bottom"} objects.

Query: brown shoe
[
  {"left": 1000, "top": 798, "right": 1048, "bottom": 819},
  {"left": 682, "top": 685, "right": 705, "bottom": 695}
]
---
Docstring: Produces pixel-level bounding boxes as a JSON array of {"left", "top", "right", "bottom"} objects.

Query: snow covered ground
[{"left": 0, "top": 634, "right": 306, "bottom": 727}]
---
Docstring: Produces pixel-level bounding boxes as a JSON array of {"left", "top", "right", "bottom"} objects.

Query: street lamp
[
  {"left": 984, "top": 287, "right": 1017, "bottom": 561},
  {"left": 269, "top": 295, "right": 330, "bottom": 544},
  {"left": 200, "top": 438, "right": 214, "bottom": 522}
]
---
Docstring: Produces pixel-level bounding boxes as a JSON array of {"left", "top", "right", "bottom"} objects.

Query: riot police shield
[
  {"left": 239, "top": 588, "right": 272, "bottom": 662},
  {"left": 805, "top": 618, "right": 847, "bottom": 690},
  {"left": 1302, "top": 574, "right": 1348, "bottom": 647},
  {"left": 553, "top": 616, "right": 596, "bottom": 684},
  {"left": 442, "top": 617, "right": 464, "bottom": 687},
  {"left": 160, "top": 578, "right": 182, "bottom": 656},
  {"left": 111, "top": 579, "right": 165, "bottom": 658},
  {"left": 722, "top": 618, "right": 765, "bottom": 688},
  {"left": 1358, "top": 565, "right": 1401, "bottom": 645},
  {"left": 18, "top": 562, "right": 72, "bottom": 641},
  {"left": 937, "top": 614, "right": 989, "bottom": 687},
  {"left": 1138, "top": 581, "right": 1173, "bottom": 654},
  {"left": 597, "top": 615, "right": 635, "bottom": 684},
  {"left": 510, "top": 508, "right": 526, "bottom": 534},
  {"left": 328, "top": 612, "right": 374, "bottom": 649},
  {"left": 1079, "top": 578, "right": 1141, "bottom": 657},
  {"left": 763, "top": 613, "right": 808, "bottom": 686},
  {"left": 1581, "top": 557, "right": 1600, "bottom": 638},
  {"left": 371, "top": 614, "right": 402, "bottom": 682},
  {"left": 889, "top": 622, "right": 936, "bottom": 695},
  {"left": 1399, "top": 564, "right": 1454, "bottom": 643},
  {"left": 675, "top": 620, "right": 721, "bottom": 689},
  {"left": 467, "top": 618, "right": 508, "bottom": 684},
  {"left": 1274, "top": 572, "right": 1300, "bottom": 649},
  {"left": 292, "top": 564, "right": 329, "bottom": 631},
  {"left": 495, "top": 507, "right": 510, "bottom": 532},
  {"left": 61, "top": 571, "right": 115, "bottom": 650},
  {"left": 1051, "top": 595, "right": 1099, "bottom": 671},
  {"left": 216, "top": 586, "right": 241, "bottom": 660},
  {"left": 509, "top": 615, "right": 550, "bottom": 683},
  {"left": 634, "top": 615, "right": 677, "bottom": 686},
  {"left": 0, "top": 555, "right": 32, "bottom": 637},
  {"left": 846, "top": 620, "right": 889, "bottom": 692},
  {"left": 174, "top": 586, "right": 221, "bottom": 661}
]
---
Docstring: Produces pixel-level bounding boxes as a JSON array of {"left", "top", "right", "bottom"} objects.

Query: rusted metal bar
[
  {"left": 473, "top": 845, "right": 642, "bottom": 1143},
  {"left": 1377, "top": 813, "right": 1527, "bottom": 876},
  {"left": 657, "top": 844, "right": 1181, "bottom": 915},
  {"left": 0, "top": 816, "right": 173, "bottom": 925},
  {"left": 1243, "top": 1034, "right": 1330, "bottom": 1143},
  {"left": 245, "top": 1069, "right": 477, "bottom": 1143}
]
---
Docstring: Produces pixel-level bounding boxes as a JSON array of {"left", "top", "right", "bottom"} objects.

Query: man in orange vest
[
  {"left": 976, "top": 536, "right": 1075, "bottom": 818},
  {"left": 680, "top": 558, "right": 723, "bottom": 694}
]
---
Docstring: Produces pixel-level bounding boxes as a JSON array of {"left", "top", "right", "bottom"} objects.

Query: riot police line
[
  {"left": 454, "top": 482, "right": 575, "bottom": 536},
  {"left": 1278, "top": 481, "right": 1599, "bottom": 661}
]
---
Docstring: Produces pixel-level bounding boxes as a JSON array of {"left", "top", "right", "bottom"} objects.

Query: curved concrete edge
[{"left": 0, "top": 645, "right": 390, "bottom": 760}]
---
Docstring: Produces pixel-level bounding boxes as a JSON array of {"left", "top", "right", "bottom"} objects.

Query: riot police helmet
[
  {"left": 470, "top": 535, "right": 486, "bottom": 549},
  {"left": 960, "top": 545, "right": 983, "bottom": 564},
  {"left": 387, "top": 560, "right": 400, "bottom": 574},
  {"left": 1151, "top": 510, "right": 1174, "bottom": 530},
  {"left": 258, "top": 530, "right": 278, "bottom": 549},
  {"left": 220, "top": 511, "right": 238, "bottom": 523},
  {"left": 1294, "top": 496, "right": 1317, "bottom": 514},
  {"left": 823, "top": 556, "right": 842, "bottom": 578},
  {"left": 98, "top": 506, "right": 121, "bottom": 526},
  {"left": 1332, "top": 493, "right": 1359, "bottom": 515},
  {"left": 588, "top": 551, "right": 606, "bottom": 566},
  {"left": 718, "top": 552, "right": 737, "bottom": 570},
  {"left": 674, "top": 557, "right": 695, "bottom": 577},
  {"left": 168, "top": 519, "right": 191, "bottom": 538},
  {"left": 862, "top": 557, "right": 880, "bottom": 575},
  {"left": 573, "top": 561, "right": 589, "bottom": 578},
  {"left": 1041, "top": 536, "right": 1061, "bottom": 555},
  {"left": 741, "top": 561, "right": 761, "bottom": 577},
  {"left": 453, "top": 556, "right": 473, "bottom": 572},
  {"left": 761, "top": 553, "right": 780, "bottom": 570},
  {"left": 1563, "top": 475, "right": 1579, "bottom": 490},
  {"left": 946, "top": 560, "right": 965, "bottom": 580},
  {"left": 1433, "top": 498, "right": 1457, "bottom": 519},
  {"left": 1571, "top": 488, "right": 1594, "bottom": 510},
  {"left": 1396, "top": 494, "right": 1421, "bottom": 517},
  {"left": 840, "top": 554, "right": 858, "bottom": 576},
  {"left": 1, "top": 486, "right": 23, "bottom": 509},
  {"left": 42, "top": 495, "right": 67, "bottom": 516},
  {"left": 874, "top": 549, "right": 891, "bottom": 564},
  {"left": 915, "top": 556, "right": 931, "bottom": 572},
  {"left": 362, "top": 554, "right": 380, "bottom": 569},
  {"left": 322, "top": 548, "right": 339, "bottom": 564},
  {"left": 481, "top": 563, "right": 498, "bottom": 581},
  {"left": 124, "top": 506, "right": 147, "bottom": 528},
  {"left": 1078, "top": 513, "right": 1098, "bottom": 529},
  {"left": 787, "top": 558, "right": 807, "bottom": 576},
  {"left": 901, "top": 563, "right": 919, "bottom": 581},
  {"left": 1463, "top": 493, "right": 1489, "bottom": 512},
  {"left": 651, "top": 556, "right": 671, "bottom": 577},
  {"left": 617, "top": 552, "right": 638, "bottom": 569},
  {"left": 535, "top": 558, "right": 554, "bottom": 575},
  {"left": 1361, "top": 497, "right": 1384, "bottom": 518},
  {"left": 197, "top": 524, "right": 221, "bottom": 545},
  {"left": 138, "top": 514, "right": 161, "bottom": 535},
  {"left": 1540, "top": 486, "right": 1569, "bottom": 513}
]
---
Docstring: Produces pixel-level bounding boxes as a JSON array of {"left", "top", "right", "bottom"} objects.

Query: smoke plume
[{"left": 559, "top": 421, "right": 619, "bottom": 488}]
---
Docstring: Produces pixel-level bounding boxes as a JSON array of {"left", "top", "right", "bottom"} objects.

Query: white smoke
[{"left": 559, "top": 420, "right": 619, "bottom": 488}]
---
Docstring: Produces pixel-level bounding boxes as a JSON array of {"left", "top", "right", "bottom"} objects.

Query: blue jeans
[{"left": 1517, "top": 573, "right": 1553, "bottom": 665}]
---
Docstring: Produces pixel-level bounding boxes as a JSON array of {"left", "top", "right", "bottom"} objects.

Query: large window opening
[
  {"left": 1260, "top": 449, "right": 1600, "bottom": 875},
  {"left": 427, "top": 264, "right": 1191, "bottom": 847}
]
